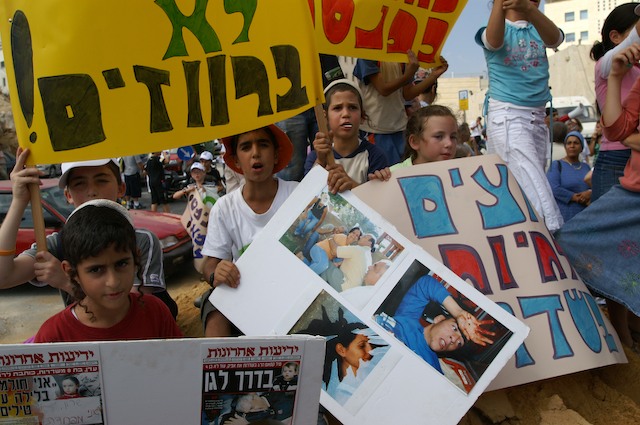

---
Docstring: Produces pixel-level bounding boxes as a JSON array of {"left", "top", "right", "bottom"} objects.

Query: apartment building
[{"left": 545, "top": 0, "right": 640, "bottom": 52}]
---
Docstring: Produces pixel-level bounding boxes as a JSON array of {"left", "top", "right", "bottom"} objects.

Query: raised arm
[
  {"left": 517, "top": 0, "right": 563, "bottom": 47},
  {"left": 0, "top": 148, "right": 41, "bottom": 289},
  {"left": 485, "top": 0, "right": 507, "bottom": 49},
  {"left": 602, "top": 43, "right": 640, "bottom": 140},
  {"left": 403, "top": 57, "right": 448, "bottom": 101},
  {"left": 367, "top": 51, "right": 419, "bottom": 97}
]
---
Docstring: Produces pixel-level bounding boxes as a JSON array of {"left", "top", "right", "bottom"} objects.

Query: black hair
[
  {"left": 402, "top": 105, "right": 457, "bottom": 162},
  {"left": 347, "top": 226, "right": 361, "bottom": 236},
  {"left": 590, "top": 3, "right": 640, "bottom": 61},
  {"left": 229, "top": 126, "right": 278, "bottom": 156},
  {"left": 298, "top": 307, "right": 369, "bottom": 386},
  {"left": 61, "top": 205, "right": 142, "bottom": 320}
]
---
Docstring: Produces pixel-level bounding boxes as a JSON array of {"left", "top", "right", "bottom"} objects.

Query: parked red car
[{"left": 0, "top": 179, "right": 193, "bottom": 276}]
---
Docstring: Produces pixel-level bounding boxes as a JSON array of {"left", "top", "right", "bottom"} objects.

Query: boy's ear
[
  {"left": 335, "top": 343, "right": 347, "bottom": 357},
  {"left": 61, "top": 260, "right": 73, "bottom": 277},
  {"left": 117, "top": 181, "right": 126, "bottom": 198},
  {"left": 432, "top": 314, "right": 446, "bottom": 324},
  {"left": 63, "top": 188, "right": 75, "bottom": 206}
]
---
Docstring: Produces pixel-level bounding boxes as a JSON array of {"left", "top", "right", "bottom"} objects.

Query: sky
[{"left": 442, "top": 0, "right": 547, "bottom": 77}]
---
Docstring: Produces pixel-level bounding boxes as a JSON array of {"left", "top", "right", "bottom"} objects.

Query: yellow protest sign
[
  {"left": 309, "top": 0, "right": 467, "bottom": 67},
  {"left": 0, "top": 0, "right": 323, "bottom": 165}
]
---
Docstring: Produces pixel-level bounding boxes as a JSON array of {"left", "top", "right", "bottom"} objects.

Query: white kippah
[{"left": 67, "top": 199, "right": 134, "bottom": 226}]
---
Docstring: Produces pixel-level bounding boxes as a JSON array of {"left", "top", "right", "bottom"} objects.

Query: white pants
[{"left": 487, "top": 103, "right": 564, "bottom": 232}]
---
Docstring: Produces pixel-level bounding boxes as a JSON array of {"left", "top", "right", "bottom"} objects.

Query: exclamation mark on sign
[{"left": 10, "top": 10, "right": 37, "bottom": 143}]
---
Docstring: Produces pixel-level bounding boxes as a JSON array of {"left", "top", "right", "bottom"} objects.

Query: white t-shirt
[{"left": 201, "top": 178, "right": 298, "bottom": 261}]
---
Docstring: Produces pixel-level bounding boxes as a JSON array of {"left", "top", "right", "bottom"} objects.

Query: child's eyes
[
  {"left": 116, "top": 259, "right": 130, "bottom": 268},
  {"left": 69, "top": 181, "right": 87, "bottom": 189},
  {"left": 87, "top": 266, "right": 103, "bottom": 274}
]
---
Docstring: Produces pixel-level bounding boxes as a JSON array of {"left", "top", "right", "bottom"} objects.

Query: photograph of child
[
  {"left": 53, "top": 372, "right": 100, "bottom": 400},
  {"left": 374, "top": 260, "right": 513, "bottom": 393},
  {"left": 280, "top": 189, "right": 403, "bottom": 306},
  {"left": 271, "top": 362, "right": 299, "bottom": 391},
  {"left": 289, "top": 291, "right": 389, "bottom": 406}
]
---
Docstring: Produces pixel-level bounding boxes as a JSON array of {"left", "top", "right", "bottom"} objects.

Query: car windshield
[
  {"left": 0, "top": 186, "right": 73, "bottom": 228},
  {"left": 41, "top": 186, "right": 75, "bottom": 218}
]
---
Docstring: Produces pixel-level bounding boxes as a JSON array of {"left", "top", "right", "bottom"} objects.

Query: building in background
[
  {"left": 0, "top": 43, "right": 8, "bottom": 96},
  {"left": 545, "top": 0, "right": 640, "bottom": 52}
]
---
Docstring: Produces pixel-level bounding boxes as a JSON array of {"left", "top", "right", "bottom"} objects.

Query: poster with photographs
[
  {"left": 210, "top": 166, "right": 530, "bottom": 425},
  {"left": 0, "top": 345, "right": 103, "bottom": 425}
]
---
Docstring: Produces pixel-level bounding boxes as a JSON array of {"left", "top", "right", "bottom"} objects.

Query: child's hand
[
  {"left": 34, "top": 251, "right": 72, "bottom": 293},
  {"left": 326, "top": 163, "right": 357, "bottom": 194},
  {"left": 610, "top": 43, "right": 640, "bottom": 78},
  {"left": 313, "top": 131, "right": 334, "bottom": 167},
  {"left": 431, "top": 56, "right": 449, "bottom": 78},
  {"left": 503, "top": 0, "right": 533, "bottom": 14},
  {"left": 368, "top": 167, "right": 392, "bottom": 182},
  {"left": 404, "top": 50, "right": 420, "bottom": 82},
  {"left": 213, "top": 260, "right": 240, "bottom": 288},
  {"left": 10, "top": 147, "right": 42, "bottom": 204}
]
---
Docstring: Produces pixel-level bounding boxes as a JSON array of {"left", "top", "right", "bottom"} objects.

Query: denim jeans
[
  {"left": 276, "top": 108, "right": 318, "bottom": 182},
  {"left": 294, "top": 211, "right": 319, "bottom": 237},
  {"left": 591, "top": 149, "right": 631, "bottom": 202},
  {"left": 304, "top": 245, "right": 330, "bottom": 275}
]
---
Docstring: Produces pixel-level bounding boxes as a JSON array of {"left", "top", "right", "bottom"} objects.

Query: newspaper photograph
[
  {"left": 201, "top": 341, "right": 304, "bottom": 425},
  {"left": 0, "top": 345, "right": 103, "bottom": 425},
  {"left": 280, "top": 187, "right": 404, "bottom": 309}
]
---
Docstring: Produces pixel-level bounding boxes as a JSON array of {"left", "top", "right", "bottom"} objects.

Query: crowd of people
[{"left": 2, "top": 0, "right": 640, "bottom": 423}]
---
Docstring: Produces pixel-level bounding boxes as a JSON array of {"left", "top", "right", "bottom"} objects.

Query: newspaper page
[
  {"left": 201, "top": 340, "right": 313, "bottom": 425},
  {"left": 0, "top": 345, "right": 104, "bottom": 425}
]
